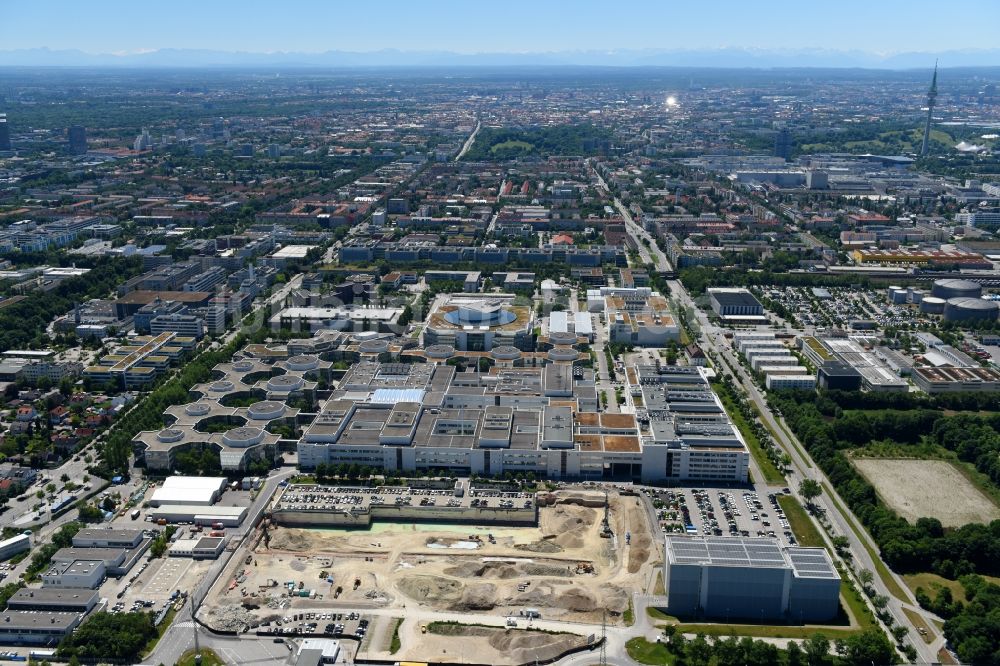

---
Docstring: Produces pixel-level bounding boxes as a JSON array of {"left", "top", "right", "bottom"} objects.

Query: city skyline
[{"left": 2, "top": 0, "right": 999, "bottom": 67}]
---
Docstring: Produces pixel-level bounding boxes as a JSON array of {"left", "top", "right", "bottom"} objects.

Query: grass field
[
  {"left": 777, "top": 495, "right": 825, "bottom": 548},
  {"left": 177, "top": 649, "right": 225, "bottom": 666},
  {"left": 626, "top": 637, "right": 676, "bottom": 665},
  {"left": 490, "top": 139, "right": 533, "bottom": 154},
  {"left": 902, "top": 607, "right": 935, "bottom": 644},
  {"left": 713, "top": 383, "right": 785, "bottom": 484},
  {"left": 821, "top": 482, "right": 909, "bottom": 602},
  {"left": 389, "top": 617, "right": 403, "bottom": 654},
  {"left": 654, "top": 570, "right": 665, "bottom": 596}
]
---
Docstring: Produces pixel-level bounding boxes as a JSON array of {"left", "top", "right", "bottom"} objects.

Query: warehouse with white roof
[{"left": 149, "top": 476, "right": 227, "bottom": 506}]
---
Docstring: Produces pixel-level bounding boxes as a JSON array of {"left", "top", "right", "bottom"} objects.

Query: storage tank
[
  {"left": 910, "top": 290, "right": 924, "bottom": 304},
  {"left": 932, "top": 279, "right": 983, "bottom": 300},
  {"left": 890, "top": 289, "right": 908, "bottom": 304},
  {"left": 943, "top": 297, "right": 999, "bottom": 322},
  {"left": 920, "top": 297, "right": 946, "bottom": 314}
]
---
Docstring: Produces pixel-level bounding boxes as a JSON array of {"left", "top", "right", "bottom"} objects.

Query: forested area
[
  {"left": 0, "top": 257, "right": 142, "bottom": 351},
  {"left": 771, "top": 389, "right": 1000, "bottom": 664},
  {"left": 679, "top": 266, "right": 874, "bottom": 297},
  {"left": 462, "top": 124, "right": 613, "bottom": 160},
  {"left": 57, "top": 611, "right": 157, "bottom": 662}
]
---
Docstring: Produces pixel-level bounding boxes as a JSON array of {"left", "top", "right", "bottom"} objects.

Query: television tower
[{"left": 920, "top": 61, "right": 938, "bottom": 157}]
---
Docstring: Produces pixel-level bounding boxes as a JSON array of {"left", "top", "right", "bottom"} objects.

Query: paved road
[
  {"left": 455, "top": 119, "right": 481, "bottom": 161},
  {"left": 144, "top": 468, "right": 296, "bottom": 666}
]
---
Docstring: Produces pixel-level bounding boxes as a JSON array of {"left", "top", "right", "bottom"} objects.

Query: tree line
[{"left": 770, "top": 389, "right": 1000, "bottom": 665}]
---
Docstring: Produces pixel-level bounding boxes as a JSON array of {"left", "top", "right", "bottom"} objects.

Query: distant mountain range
[{"left": 1, "top": 47, "right": 999, "bottom": 69}]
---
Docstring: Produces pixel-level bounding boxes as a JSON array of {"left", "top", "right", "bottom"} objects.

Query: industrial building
[
  {"left": 943, "top": 297, "right": 999, "bottom": 323},
  {"left": 149, "top": 476, "right": 228, "bottom": 506},
  {"left": 42, "top": 560, "right": 105, "bottom": 589},
  {"left": 6, "top": 589, "right": 99, "bottom": 614},
  {"left": 932, "top": 279, "right": 983, "bottom": 300},
  {"left": 0, "top": 611, "right": 83, "bottom": 645},
  {"left": 707, "top": 288, "right": 765, "bottom": 322},
  {"left": 912, "top": 366, "right": 1000, "bottom": 393},
  {"left": 169, "top": 536, "right": 227, "bottom": 559},
  {"left": 149, "top": 504, "right": 247, "bottom": 527},
  {"left": 72, "top": 528, "right": 144, "bottom": 549},
  {"left": 664, "top": 536, "right": 840, "bottom": 622},
  {"left": 0, "top": 534, "right": 30, "bottom": 561}
]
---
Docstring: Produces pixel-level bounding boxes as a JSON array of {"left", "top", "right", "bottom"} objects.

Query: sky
[{"left": 2, "top": 0, "right": 997, "bottom": 55}]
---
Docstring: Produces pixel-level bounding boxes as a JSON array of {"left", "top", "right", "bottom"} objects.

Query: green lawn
[
  {"left": 713, "top": 383, "right": 785, "bottom": 483},
  {"left": 389, "top": 617, "right": 403, "bottom": 654},
  {"left": 899, "top": 571, "right": 1000, "bottom": 604},
  {"left": 623, "top": 597, "right": 635, "bottom": 626},
  {"left": 490, "top": 139, "right": 534, "bottom": 154},
  {"left": 821, "top": 482, "right": 909, "bottom": 602},
  {"left": 177, "top": 648, "right": 225, "bottom": 666},
  {"left": 626, "top": 637, "right": 676, "bottom": 665},
  {"left": 777, "top": 495, "right": 825, "bottom": 548},
  {"left": 903, "top": 607, "right": 935, "bottom": 643}
]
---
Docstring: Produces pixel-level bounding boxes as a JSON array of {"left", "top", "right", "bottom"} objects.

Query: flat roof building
[
  {"left": 0, "top": 611, "right": 83, "bottom": 645},
  {"left": 664, "top": 536, "right": 840, "bottom": 623},
  {"left": 72, "top": 528, "right": 144, "bottom": 549},
  {"left": 150, "top": 476, "right": 227, "bottom": 506},
  {"left": 708, "top": 288, "right": 765, "bottom": 318},
  {"left": 6, "top": 588, "right": 99, "bottom": 614}
]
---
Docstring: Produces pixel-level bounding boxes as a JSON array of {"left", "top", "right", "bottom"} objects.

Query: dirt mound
[
  {"left": 554, "top": 493, "right": 606, "bottom": 508},
  {"left": 556, "top": 587, "right": 598, "bottom": 612},
  {"left": 397, "top": 575, "right": 463, "bottom": 603},
  {"left": 628, "top": 538, "right": 650, "bottom": 573},
  {"left": 450, "top": 583, "right": 497, "bottom": 611},
  {"left": 522, "top": 563, "right": 574, "bottom": 577},
  {"left": 601, "top": 586, "right": 629, "bottom": 612},
  {"left": 268, "top": 529, "right": 316, "bottom": 551},
  {"left": 490, "top": 629, "right": 583, "bottom": 661},
  {"left": 515, "top": 539, "right": 563, "bottom": 554},
  {"left": 444, "top": 561, "right": 522, "bottom": 579}
]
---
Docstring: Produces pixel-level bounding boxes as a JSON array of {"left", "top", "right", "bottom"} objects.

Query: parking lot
[
  {"left": 257, "top": 610, "right": 369, "bottom": 641},
  {"left": 649, "top": 485, "right": 796, "bottom": 546},
  {"left": 141, "top": 557, "right": 192, "bottom": 598}
]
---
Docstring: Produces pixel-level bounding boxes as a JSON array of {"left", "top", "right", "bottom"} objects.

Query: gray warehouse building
[{"left": 664, "top": 536, "right": 840, "bottom": 623}]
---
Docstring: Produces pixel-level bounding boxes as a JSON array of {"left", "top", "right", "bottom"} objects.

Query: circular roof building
[
  {"left": 932, "top": 279, "right": 983, "bottom": 300},
  {"left": 266, "top": 375, "right": 305, "bottom": 393},
  {"left": 919, "top": 296, "right": 946, "bottom": 314},
  {"left": 222, "top": 426, "right": 266, "bottom": 448},
  {"left": 248, "top": 400, "right": 286, "bottom": 421},
  {"left": 443, "top": 300, "right": 517, "bottom": 327},
  {"left": 943, "top": 297, "right": 999, "bottom": 322},
  {"left": 285, "top": 354, "right": 320, "bottom": 372}
]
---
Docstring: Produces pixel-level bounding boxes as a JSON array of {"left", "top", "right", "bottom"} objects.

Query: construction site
[{"left": 199, "top": 488, "right": 659, "bottom": 663}]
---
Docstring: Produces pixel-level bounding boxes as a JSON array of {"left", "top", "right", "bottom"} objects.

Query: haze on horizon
[{"left": 2, "top": 0, "right": 997, "bottom": 61}]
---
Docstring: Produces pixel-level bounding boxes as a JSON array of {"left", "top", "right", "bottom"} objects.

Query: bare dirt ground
[
  {"left": 397, "top": 622, "right": 591, "bottom": 665},
  {"left": 200, "top": 489, "right": 657, "bottom": 653},
  {"left": 853, "top": 457, "right": 1000, "bottom": 527}
]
